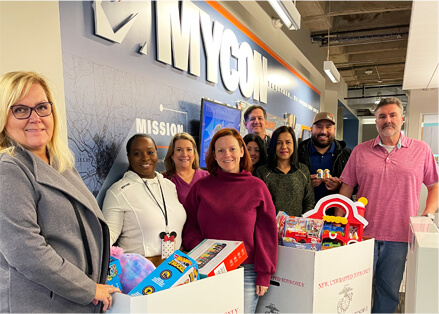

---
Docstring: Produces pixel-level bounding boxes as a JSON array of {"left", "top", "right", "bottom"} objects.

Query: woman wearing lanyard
[{"left": 102, "top": 134, "right": 186, "bottom": 266}]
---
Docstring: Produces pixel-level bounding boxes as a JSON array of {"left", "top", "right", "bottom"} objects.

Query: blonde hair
[
  {"left": 0, "top": 71, "right": 74, "bottom": 172},
  {"left": 164, "top": 132, "right": 200, "bottom": 177}
]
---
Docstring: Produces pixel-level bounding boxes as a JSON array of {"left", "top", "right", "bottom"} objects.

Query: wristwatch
[{"left": 421, "top": 213, "right": 435, "bottom": 219}]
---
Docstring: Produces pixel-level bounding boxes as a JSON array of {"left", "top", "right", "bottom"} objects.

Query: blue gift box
[{"left": 128, "top": 250, "right": 199, "bottom": 296}]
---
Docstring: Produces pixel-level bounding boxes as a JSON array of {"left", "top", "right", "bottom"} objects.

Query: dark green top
[{"left": 255, "top": 163, "right": 315, "bottom": 216}]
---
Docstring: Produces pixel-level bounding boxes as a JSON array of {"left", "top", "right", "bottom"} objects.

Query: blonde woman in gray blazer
[{"left": 0, "top": 71, "right": 119, "bottom": 312}]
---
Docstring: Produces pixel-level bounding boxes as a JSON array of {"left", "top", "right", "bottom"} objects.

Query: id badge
[{"left": 161, "top": 237, "right": 175, "bottom": 259}]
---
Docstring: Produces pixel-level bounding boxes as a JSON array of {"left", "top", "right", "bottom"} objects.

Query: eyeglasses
[{"left": 10, "top": 102, "right": 53, "bottom": 120}]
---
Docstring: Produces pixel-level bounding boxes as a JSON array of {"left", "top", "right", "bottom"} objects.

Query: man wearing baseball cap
[{"left": 298, "top": 112, "right": 353, "bottom": 205}]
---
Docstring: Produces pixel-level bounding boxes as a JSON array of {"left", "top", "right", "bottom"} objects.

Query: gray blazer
[{"left": 0, "top": 146, "right": 110, "bottom": 313}]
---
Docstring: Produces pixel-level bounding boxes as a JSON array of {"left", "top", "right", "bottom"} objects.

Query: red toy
[
  {"left": 302, "top": 194, "right": 368, "bottom": 248},
  {"left": 283, "top": 216, "right": 323, "bottom": 244}
]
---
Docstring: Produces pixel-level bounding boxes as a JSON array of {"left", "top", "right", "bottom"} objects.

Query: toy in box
[
  {"left": 128, "top": 250, "right": 199, "bottom": 296},
  {"left": 106, "top": 247, "right": 156, "bottom": 294},
  {"left": 282, "top": 237, "right": 322, "bottom": 251},
  {"left": 188, "top": 239, "right": 247, "bottom": 278},
  {"left": 303, "top": 194, "right": 368, "bottom": 249},
  {"left": 107, "top": 257, "right": 122, "bottom": 290},
  {"left": 276, "top": 211, "right": 289, "bottom": 240},
  {"left": 281, "top": 216, "right": 324, "bottom": 250}
]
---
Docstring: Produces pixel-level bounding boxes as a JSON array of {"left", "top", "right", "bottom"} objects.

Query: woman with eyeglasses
[
  {"left": 255, "top": 126, "right": 315, "bottom": 216},
  {"left": 0, "top": 71, "right": 119, "bottom": 312},
  {"left": 102, "top": 134, "right": 186, "bottom": 267}
]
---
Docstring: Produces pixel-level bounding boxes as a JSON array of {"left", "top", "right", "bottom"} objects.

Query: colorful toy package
[
  {"left": 188, "top": 239, "right": 247, "bottom": 278},
  {"left": 276, "top": 211, "right": 289, "bottom": 240},
  {"left": 106, "top": 246, "right": 156, "bottom": 294},
  {"left": 281, "top": 216, "right": 324, "bottom": 251},
  {"left": 303, "top": 194, "right": 369, "bottom": 249},
  {"left": 128, "top": 250, "right": 199, "bottom": 296},
  {"left": 107, "top": 257, "right": 122, "bottom": 290}
]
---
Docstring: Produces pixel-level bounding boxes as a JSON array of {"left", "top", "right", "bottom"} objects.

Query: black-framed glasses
[{"left": 10, "top": 102, "right": 53, "bottom": 120}]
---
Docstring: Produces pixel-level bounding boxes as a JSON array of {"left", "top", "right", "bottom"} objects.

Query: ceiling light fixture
[
  {"left": 272, "top": 17, "right": 283, "bottom": 29},
  {"left": 324, "top": 61, "right": 341, "bottom": 83},
  {"left": 323, "top": 2, "right": 340, "bottom": 83},
  {"left": 268, "top": 0, "right": 301, "bottom": 30},
  {"left": 374, "top": 90, "right": 382, "bottom": 105},
  {"left": 375, "top": 66, "right": 383, "bottom": 85}
]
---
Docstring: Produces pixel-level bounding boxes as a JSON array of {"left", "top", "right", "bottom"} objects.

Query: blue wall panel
[{"left": 59, "top": 1, "right": 321, "bottom": 200}]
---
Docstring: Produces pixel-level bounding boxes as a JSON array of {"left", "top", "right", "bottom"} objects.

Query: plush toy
[{"left": 110, "top": 246, "right": 156, "bottom": 294}]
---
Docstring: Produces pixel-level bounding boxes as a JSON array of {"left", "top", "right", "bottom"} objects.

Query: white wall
[
  {"left": 406, "top": 89, "right": 439, "bottom": 140},
  {"left": 324, "top": 76, "right": 352, "bottom": 140},
  {"left": 0, "top": 1, "right": 67, "bottom": 142},
  {"left": 406, "top": 88, "right": 439, "bottom": 214}
]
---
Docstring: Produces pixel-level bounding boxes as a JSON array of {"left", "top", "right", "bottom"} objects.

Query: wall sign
[
  {"left": 92, "top": 1, "right": 268, "bottom": 103},
  {"left": 59, "top": 0, "right": 320, "bottom": 199}
]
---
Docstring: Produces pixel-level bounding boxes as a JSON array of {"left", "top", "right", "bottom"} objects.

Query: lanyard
[{"left": 143, "top": 177, "right": 168, "bottom": 227}]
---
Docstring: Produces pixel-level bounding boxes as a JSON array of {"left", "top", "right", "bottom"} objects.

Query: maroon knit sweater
[{"left": 183, "top": 169, "right": 278, "bottom": 286}]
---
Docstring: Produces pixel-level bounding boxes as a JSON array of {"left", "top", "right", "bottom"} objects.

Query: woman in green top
[{"left": 255, "top": 126, "right": 314, "bottom": 216}]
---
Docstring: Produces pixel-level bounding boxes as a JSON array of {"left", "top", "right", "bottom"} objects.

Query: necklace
[
  {"left": 141, "top": 174, "right": 177, "bottom": 259},
  {"left": 143, "top": 176, "right": 168, "bottom": 227}
]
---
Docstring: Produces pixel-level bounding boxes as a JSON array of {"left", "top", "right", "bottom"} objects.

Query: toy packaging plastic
[
  {"left": 276, "top": 211, "right": 289, "bottom": 240},
  {"left": 281, "top": 216, "right": 324, "bottom": 251},
  {"left": 316, "top": 168, "right": 331, "bottom": 179},
  {"left": 107, "top": 246, "right": 156, "bottom": 294},
  {"left": 282, "top": 238, "right": 322, "bottom": 251},
  {"left": 128, "top": 250, "right": 199, "bottom": 296},
  {"left": 188, "top": 239, "right": 248, "bottom": 278},
  {"left": 107, "top": 257, "right": 122, "bottom": 290}
]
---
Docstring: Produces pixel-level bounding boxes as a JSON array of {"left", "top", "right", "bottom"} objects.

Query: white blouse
[{"left": 102, "top": 171, "right": 187, "bottom": 257}]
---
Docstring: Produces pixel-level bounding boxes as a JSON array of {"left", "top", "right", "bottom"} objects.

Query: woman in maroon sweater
[{"left": 183, "top": 128, "right": 277, "bottom": 314}]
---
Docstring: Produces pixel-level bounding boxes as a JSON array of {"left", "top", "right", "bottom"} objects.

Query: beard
[
  {"left": 379, "top": 123, "right": 399, "bottom": 137},
  {"left": 311, "top": 133, "right": 335, "bottom": 149}
]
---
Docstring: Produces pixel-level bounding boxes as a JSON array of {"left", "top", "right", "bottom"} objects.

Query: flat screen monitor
[{"left": 199, "top": 98, "right": 242, "bottom": 168}]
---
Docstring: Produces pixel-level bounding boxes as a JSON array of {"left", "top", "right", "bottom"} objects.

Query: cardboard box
[
  {"left": 256, "top": 239, "right": 374, "bottom": 313},
  {"left": 405, "top": 217, "right": 438, "bottom": 313},
  {"left": 128, "top": 250, "right": 198, "bottom": 296},
  {"left": 188, "top": 239, "right": 247, "bottom": 278},
  {"left": 108, "top": 267, "right": 244, "bottom": 313}
]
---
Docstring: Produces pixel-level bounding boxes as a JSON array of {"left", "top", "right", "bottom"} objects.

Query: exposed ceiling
[
  {"left": 225, "top": 1, "right": 437, "bottom": 117},
  {"left": 257, "top": 1, "right": 414, "bottom": 115},
  {"left": 293, "top": 1, "right": 411, "bottom": 88}
]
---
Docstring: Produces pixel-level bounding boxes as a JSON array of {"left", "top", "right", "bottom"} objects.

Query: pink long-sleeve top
[{"left": 183, "top": 169, "right": 278, "bottom": 286}]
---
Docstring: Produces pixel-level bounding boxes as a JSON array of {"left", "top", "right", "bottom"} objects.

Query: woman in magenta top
[
  {"left": 183, "top": 128, "right": 277, "bottom": 314},
  {"left": 163, "top": 132, "right": 208, "bottom": 204}
]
